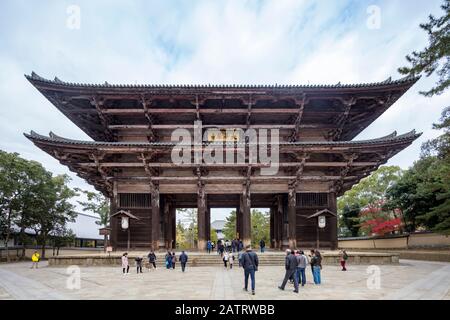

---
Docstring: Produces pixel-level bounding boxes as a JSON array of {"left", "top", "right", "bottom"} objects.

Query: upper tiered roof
[{"left": 25, "top": 72, "right": 420, "bottom": 142}]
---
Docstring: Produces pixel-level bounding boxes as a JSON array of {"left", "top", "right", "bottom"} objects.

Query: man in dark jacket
[
  {"left": 278, "top": 249, "right": 299, "bottom": 293},
  {"left": 147, "top": 250, "right": 157, "bottom": 270},
  {"left": 241, "top": 245, "right": 259, "bottom": 295},
  {"left": 259, "top": 239, "right": 266, "bottom": 253},
  {"left": 179, "top": 251, "right": 188, "bottom": 272}
]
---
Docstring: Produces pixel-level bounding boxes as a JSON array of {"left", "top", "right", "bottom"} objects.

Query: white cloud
[{"left": 0, "top": 0, "right": 447, "bottom": 211}]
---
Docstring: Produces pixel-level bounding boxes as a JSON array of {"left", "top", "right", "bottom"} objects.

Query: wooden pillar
[
  {"left": 329, "top": 192, "right": 338, "bottom": 250},
  {"left": 236, "top": 203, "right": 242, "bottom": 239},
  {"left": 241, "top": 186, "right": 251, "bottom": 247},
  {"left": 151, "top": 184, "right": 160, "bottom": 251},
  {"left": 288, "top": 187, "right": 297, "bottom": 249},
  {"left": 276, "top": 195, "right": 284, "bottom": 249},
  {"left": 171, "top": 206, "right": 176, "bottom": 249},
  {"left": 164, "top": 200, "right": 171, "bottom": 249},
  {"left": 110, "top": 197, "right": 117, "bottom": 250},
  {"left": 197, "top": 183, "right": 207, "bottom": 251},
  {"left": 205, "top": 207, "right": 211, "bottom": 241},
  {"left": 270, "top": 207, "right": 275, "bottom": 248}
]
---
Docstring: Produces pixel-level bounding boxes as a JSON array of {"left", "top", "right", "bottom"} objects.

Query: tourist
[
  {"left": 171, "top": 251, "right": 177, "bottom": 269},
  {"left": 259, "top": 239, "right": 266, "bottom": 253},
  {"left": 296, "top": 250, "right": 308, "bottom": 287},
  {"left": 278, "top": 249, "right": 299, "bottom": 293},
  {"left": 223, "top": 251, "right": 229, "bottom": 268},
  {"left": 122, "top": 253, "right": 129, "bottom": 275},
  {"left": 229, "top": 253, "right": 234, "bottom": 269},
  {"left": 135, "top": 256, "right": 143, "bottom": 274},
  {"left": 179, "top": 251, "right": 188, "bottom": 272},
  {"left": 309, "top": 249, "right": 315, "bottom": 278},
  {"left": 207, "top": 240, "right": 212, "bottom": 254},
  {"left": 238, "top": 251, "right": 243, "bottom": 267},
  {"left": 238, "top": 239, "right": 244, "bottom": 252},
  {"left": 241, "top": 245, "right": 259, "bottom": 295},
  {"left": 148, "top": 250, "right": 157, "bottom": 270},
  {"left": 165, "top": 251, "right": 172, "bottom": 269},
  {"left": 30, "top": 251, "right": 40, "bottom": 269},
  {"left": 311, "top": 250, "right": 322, "bottom": 285},
  {"left": 339, "top": 250, "right": 348, "bottom": 271},
  {"left": 219, "top": 242, "right": 225, "bottom": 257}
]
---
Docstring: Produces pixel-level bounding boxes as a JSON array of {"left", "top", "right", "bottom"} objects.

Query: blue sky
[{"left": 0, "top": 0, "right": 448, "bottom": 221}]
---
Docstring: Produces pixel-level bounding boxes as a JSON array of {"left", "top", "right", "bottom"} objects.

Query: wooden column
[
  {"left": 236, "top": 203, "right": 242, "bottom": 239},
  {"left": 170, "top": 206, "right": 176, "bottom": 249},
  {"left": 288, "top": 187, "right": 297, "bottom": 249},
  {"left": 151, "top": 184, "right": 160, "bottom": 251},
  {"left": 270, "top": 207, "right": 275, "bottom": 248},
  {"left": 197, "top": 183, "right": 207, "bottom": 251},
  {"left": 164, "top": 200, "right": 171, "bottom": 249},
  {"left": 205, "top": 207, "right": 211, "bottom": 241},
  {"left": 276, "top": 195, "right": 284, "bottom": 249},
  {"left": 329, "top": 192, "right": 338, "bottom": 250},
  {"left": 241, "top": 186, "right": 251, "bottom": 247},
  {"left": 109, "top": 197, "right": 117, "bottom": 250}
]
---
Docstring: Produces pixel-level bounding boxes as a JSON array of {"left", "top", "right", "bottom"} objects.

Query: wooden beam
[
  {"left": 76, "top": 161, "right": 380, "bottom": 168},
  {"left": 289, "top": 94, "right": 306, "bottom": 142}
]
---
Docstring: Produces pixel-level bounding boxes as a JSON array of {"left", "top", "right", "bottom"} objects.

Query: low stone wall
[
  {"left": 48, "top": 251, "right": 399, "bottom": 267},
  {"left": 338, "top": 232, "right": 450, "bottom": 250}
]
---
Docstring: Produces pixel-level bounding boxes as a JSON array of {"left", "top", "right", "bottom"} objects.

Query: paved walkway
[{"left": 0, "top": 260, "right": 449, "bottom": 300}]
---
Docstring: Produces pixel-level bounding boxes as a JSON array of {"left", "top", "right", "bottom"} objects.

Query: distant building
[
  {"left": 211, "top": 220, "right": 226, "bottom": 240},
  {"left": 0, "top": 212, "right": 104, "bottom": 248},
  {"left": 67, "top": 213, "right": 104, "bottom": 248}
]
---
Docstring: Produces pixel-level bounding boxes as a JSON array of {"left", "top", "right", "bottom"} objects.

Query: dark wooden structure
[{"left": 25, "top": 72, "right": 421, "bottom": 250}]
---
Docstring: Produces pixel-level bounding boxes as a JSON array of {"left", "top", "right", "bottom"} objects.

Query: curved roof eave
[
  {"left": 24, "top": 130, "right": 422, "bottom": 149},
  {"left": 25, "top": 72, "right": 420, "bottom": 92}
]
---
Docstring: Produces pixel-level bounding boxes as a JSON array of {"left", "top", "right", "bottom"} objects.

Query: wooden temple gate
[{"left": 24, "top": 72, "right": 421, "bottom": 250}]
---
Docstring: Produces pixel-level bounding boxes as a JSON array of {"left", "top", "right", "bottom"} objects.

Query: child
[
  {"left": 339, "top": 250, "right": 348, "bottom": 271},
  {"left": 229, "top": 253, "right": 234, "bottom": 269},
  {"left": 135, "top": 256, "right": 143, "bottom": 273},
  {"left": 223, "top": 251, "right": 229, "bottom": 268},
  {"left": 122, "top": 253, "right": 129, "bottom": 275},
  {"left": 30, "top": 251, "right": 40, "bottom": 269}
]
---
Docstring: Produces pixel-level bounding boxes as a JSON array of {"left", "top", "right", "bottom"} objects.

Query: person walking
[
  {"left": 238, "top": 240, "right": 243, "bottom": 252},
  {"left": 278, "top": 250, "right": 299, "bottom": 293},
  {"left": 179, "top": 251, "right": 188, "bottom": 272},
  {"left": 296, "top": 250, "right": 308, "bottom": 287},
  {"left": 30, "top": 251, "right": 40, "bottom": 269},
  {"left": 171, "top": 251, "right": 177, "bottom": 269},
  {"left": 135, "top": 256, "right": 143, "bottom": 274},
  {"left": 223, "top": 251, "right": 229, "bottom": 268},
  {"left": 309, "top": 249, "right": 315, "bottom": 278},
  {"left": 207, "top": 240, "right": 212, "bottom": 254},
  {"left": 241, "top": 245, "right": 259, "bottom": 295},
  {"left": 229, "top": 253, "right": 234, "bottom": 269},
  {"left": 259, "top": 239, "right": 266, "bottom": 253},
  {"left": 339, "top": 250, "right": 348, "bottom": 271},
  {"left": 165, "top": 251, "right": 172, "bottom": 269},
  {"left": 122, "top": 253, "right": 129, "bottom": 275},
  {"left": 311, "top": 250, "right": 322, "bottom": 285},
  {"left": 148, "top": 250, "right": 157, "bottom": 270}
]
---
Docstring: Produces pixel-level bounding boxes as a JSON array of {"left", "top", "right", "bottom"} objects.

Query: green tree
[
  {"left": 340, "top": 204, "right": 361, "bottom": 237},
  {"left": 398, "top": 0, "right": 449, "bottom": 96},
  {"left": 387, "top": 156, "right": 450, "bottom": 234},
  {"left": 251, "top": 209, "right": 270, "bottom": 248},
  {"left": 210, "top": 227, "right": 218, "bottom": 243},
  {"left": 76, "top": 189, "right": 110, "bottom": 250},
  {"left": 338, "top": 166, "right": 403, "bottom": 230},
  {"left": 222, "top": 210, "right": 237, "bottom": 240},
  {"left": 27, "top": 174, "right": 77, "bottom": 258}
]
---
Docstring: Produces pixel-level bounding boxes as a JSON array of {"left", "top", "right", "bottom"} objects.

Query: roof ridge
[{"left": 25, "top": 72, "right": 421, "bottom": 89}]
